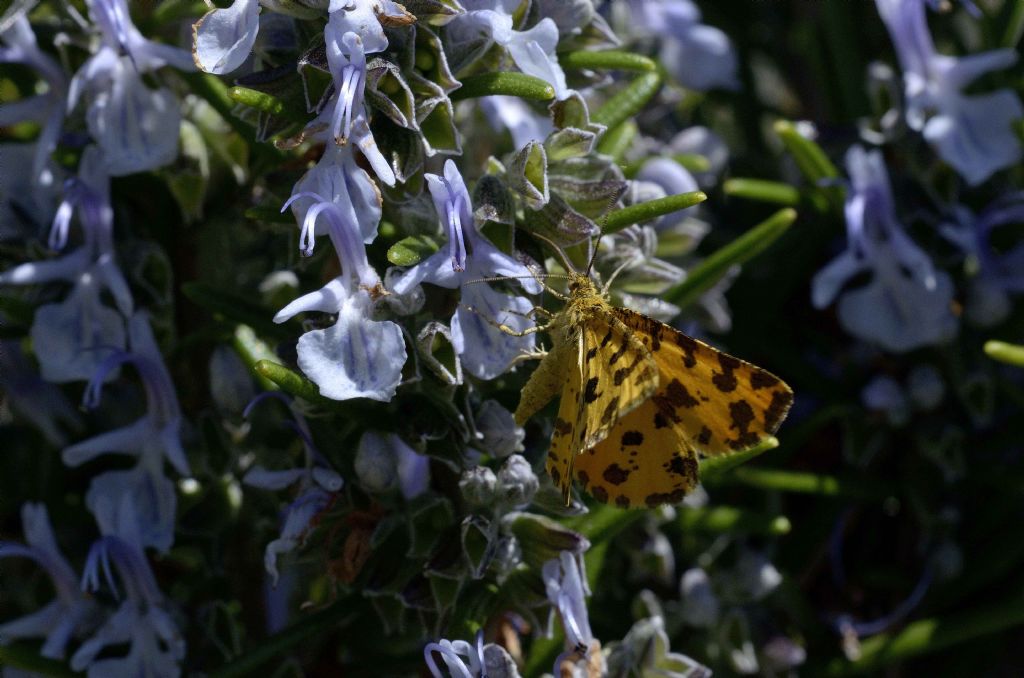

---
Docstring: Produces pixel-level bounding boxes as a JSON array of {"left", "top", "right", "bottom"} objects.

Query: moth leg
[
  {"left": 462, "top": 305, "right": 549, "bottom": 337},
  {"left": 503, "top": 305, "right": 554, "bottom": 320},
  {"left": 509, "top": 347, "right": 548, "bottom": 366}
]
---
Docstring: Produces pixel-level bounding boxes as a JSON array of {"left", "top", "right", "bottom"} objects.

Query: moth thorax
[{"left": 567, "top": 273, "right": 599, "bottom": 298}]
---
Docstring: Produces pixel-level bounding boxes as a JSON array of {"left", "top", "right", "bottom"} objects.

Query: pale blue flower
[
  {"left": 627, "top": 0, "right": 739, "bottom": 91},
  {"left": 424, "top": 630, "right": 521, "bottom": 678},
  {"left": 812, "top": 146, "right": 956, "bottom": 352},
  {"left": 59, "top": 313, "right": 185, "bottom": 552},
  {"left": 301, "top": 21, "right": 395, "bottom": 187},
  {"left": 941, "top": 195, "right": 1024, "bottom": 326},
  {"left": 0, "top": 504, "right": 98, "bottom": 662},
  {"left": 862, "top": 375, "right": 909, "bottom": 426},
  {"left": 876, "top": 0, "right": 1023, "bottom": 185},
  {"left": 326, "top": 0, "right": 404, "bottom": 55},
  {"left": 480, "top": 95, "right": 553, "bottom": 149},
  {"left": 64, "top": 312, "right": 189, "bottom": 476},
  {"left": 68, "top": 0, "right": 194, "bottom": 175},
  {"left": 391, "top": 160, "right": 540, "bottom": 380},
  {"left": 192, "top": 0, "right": 261, "bottom": 74},
  {"left": 354, "top": 430, "right": 430, "bottom": 498},
  {"left": 606, "top": 615, "right": 711, "bottom": 678},
  {"left": 0, "top": 148, "right": 131, "bottom": 382},
  {"left": 0, "top": 15, "right": 68, "bottom": 193},
  {"left": 289, "top": 144, "right": 384, "bottom": 250},
  {"left": 448, "top": 1, "right": 570, "bottom": 100},
  {"left": 0, "top": 340, "right": 83, "bottom": 447},
  {"left": 86, "top": 463, "right": 178, "bottom": 554},
  {"left": 471, "top": 399, "right": 524, "bottom": 459},
  {"left": 242, "top": 392, "right": 344, "bottom": 584},
  {"left": 275, "top": 192, "right": 406, "bottom": 401},
  {"left": 542, "top": 550, "right": 596, "bottom": 671},
  {"left": 679, "top": 567, "right": 720, "bottom": 628},
  {"left": 495, "top": 454, "right": 538, "bottom": 508},
  {"left": 72, "top": 501, "right": 184, "bottom": 678}
]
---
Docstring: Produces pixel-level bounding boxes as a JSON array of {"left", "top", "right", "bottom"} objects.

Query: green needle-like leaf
[
  {"left": 774, "top": 120, "right": 839, "bottom": 182},
  {"left": 560, "top": 50, "right": 658, "bottom": 72},
  {"left": 450, "top": 73, "right": 555, "bottom": 101},
  {"left": 665, "top": 207, "right": 797, "bottom": 307},
  {"left": 181, "top": 282, "right": 290, "bottom": 340},
  {"left": 595, "top": 119, "right": 638, "bottom": 160},
  {"left": 699, "top": 436, "right": 778, "bottom": 482},
  {"left": 592, "top": 71, "right": 663, "bottom": 130},
  {"left": 228, "top": 86, "right": 307, "bottom": 124},
  {"left": 387, "top": 235, "right": 440, "bottom": 266},
  {"left": 602, "top": 190, "right": 707, "bottom": 233},
  {"left": 724, "top": 178, "right": 802, "bottom": 206},
  {"left": 723, "top": 466, "right": 897, "bottom": 501},
  {"left": 254, "top": 360, "right": 331, "bottom": 405},
  {"left": 209, "top": 602, "right": 355, "bottom": 678},
  {"left": 984, "top": 340, "right": 1024, "bottom": 367},
  {"left": 679, "top": 505, "right": 791, "bottom": 536}
]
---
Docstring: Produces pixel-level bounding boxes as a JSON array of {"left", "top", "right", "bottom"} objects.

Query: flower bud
[{"left": 495, "top": 454, "right": 538, "bottom": 508}]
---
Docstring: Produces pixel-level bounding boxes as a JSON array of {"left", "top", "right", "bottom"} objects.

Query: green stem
[
  {"left": 602, "top": 191, "right": 707, "bottom": 233},
  {"left": 724, "top": 178, "right": 801, "bottom": 206},
  {"left": 209, "top": 602, "right": 354, "bottom": 678},
  {"left": 592, "top": 71, "right": 663, "bottom": 130},
  {"left": 665, "top": 207, "right": 797, "bottom": 307},
  {"left": 0, "top": 644, "right": 79, "bottom": 677},
  {"left": 560, "top": 50, "right": 658, "bottom": 72},
  {"left": 450, "top": 73, "right": 555, "bottom": 101},
  {"left": 823, "top": 582, "right": 1024, "bottom": 675}
]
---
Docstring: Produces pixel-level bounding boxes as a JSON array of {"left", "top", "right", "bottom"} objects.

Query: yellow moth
[{"left": 513, "top": 265, "right": 793, "bottom": 509}]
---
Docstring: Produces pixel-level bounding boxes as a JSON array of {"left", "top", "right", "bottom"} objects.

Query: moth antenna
[
  {"left": 586, "top": 191, "right": 622, "bottom": 277},
  {"left": 600, "top": 258, "right": 633, "bottom": 296},
  {"left": 529, "top": 232, "right": 579, "bottom": 274},
  {"left": 461, "top": 274, "right": 570, "bottom": 301},
  {"left": 461, "top": 274, "right": 567, "bottom": 286}
]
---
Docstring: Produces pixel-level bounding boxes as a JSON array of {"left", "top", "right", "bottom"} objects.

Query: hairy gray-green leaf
[
  {"left": 548, "top": 175, "right": 626, "bottom": 218},
  {"left": 472, "top": 174, "right": 516, "bottom": 224},
  {"left": 366, "top": 58, "right": 418, "bottom": 129},
  {"left": 411, "top": 77, "right": 461, "bottom": 156},
  {"left": 416, "top": 321, "right": 462, "bottom": 386},
  {"left": 414, "top": 24, "right": 461, "bottom": 93},
  {"left": 549, "top": 92, "right": 595, "bottom": 131},
  {"left": 526, "top": 193, "right": 599, "bottom": 245},
  {"left": 372, "top": 116, "right": 426, "bottom": 186},
  {"left": 508, "top": 141, "right": 549, "bottom": 209},
  {"left": 460, "top": 515, "right": 496, "bottom": 579},
  {"left": 401, "top": 0, "right": 465, "bottom": 25},
  {"left": 544, "top": 127, "right": 597, "bottom": 161}
]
